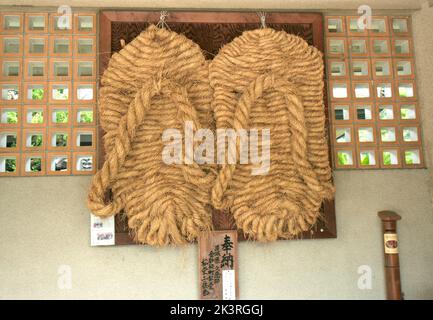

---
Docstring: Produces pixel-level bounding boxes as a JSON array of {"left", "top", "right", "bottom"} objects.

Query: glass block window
[
  {"left": 326, "top": 15, "right": 423, "bottom": 169},
  {"left": 0, "top": 11, "right": 97, "bottom": 177}
]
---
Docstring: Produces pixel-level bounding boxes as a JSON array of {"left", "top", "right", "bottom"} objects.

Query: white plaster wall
[{"left": 1, "top": 1, "right": 433, "bottom": 299}]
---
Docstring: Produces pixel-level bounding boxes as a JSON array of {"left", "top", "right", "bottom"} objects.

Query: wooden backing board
[{"left": 98, "top": 11, "right": 337, "bottom": 245}]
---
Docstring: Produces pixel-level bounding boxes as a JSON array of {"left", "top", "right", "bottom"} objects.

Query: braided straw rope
[
  {"left": 87, "top": 25, "right": 215, "bottom": 246},
  {"left": 209, "top": 28, "right": 334, "bottom": 241}
]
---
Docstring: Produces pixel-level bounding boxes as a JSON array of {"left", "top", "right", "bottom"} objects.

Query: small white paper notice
[
  {"left": 90, "top": 214, "right": 115, "bottom": 246},
  {"left": 222, "top": 270, "right": 236, "bottom": 300}
]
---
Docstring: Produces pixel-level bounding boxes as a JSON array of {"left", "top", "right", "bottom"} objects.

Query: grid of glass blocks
[
  {"left": 0, "top": 12, "right": 97, "bottom": 176},
  {"left": 326, "top": 15, "right": 423, "bottom": 169}
]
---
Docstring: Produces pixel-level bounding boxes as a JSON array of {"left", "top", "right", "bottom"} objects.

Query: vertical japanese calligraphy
[{"left": 198, "top": 231, "right": 238, "bottom": 299}]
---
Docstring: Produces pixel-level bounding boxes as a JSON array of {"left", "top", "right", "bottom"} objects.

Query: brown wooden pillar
[{"left": 378, "top": 210, "right": 403, "bottom": 300}]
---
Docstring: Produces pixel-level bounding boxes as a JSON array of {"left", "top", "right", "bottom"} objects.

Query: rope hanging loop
[
  {"left": 257, "top": 11, "right": 267, "bottom": 29},
  {"left": 156, "top": 10, "right": 170, "bottom": 30}
]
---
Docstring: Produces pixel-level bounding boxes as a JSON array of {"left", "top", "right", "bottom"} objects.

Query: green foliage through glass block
[
  {"left": 6, "top": 111, "right": 18, "bottom": 124},
  {"left": 31, "top": 88, "right": 44, "bottom": 100},
  {"left": 338, "top": 152, "right": 349, "bottom": 165},
  {"left": 5, "top": 159, "right": 16, "bottom": 172},
  {"left": 55, "top": 111, "right": 68, "bottom": 123},
  {"left": 31, "top": 111, "right": 43, "bottom": 124},
  {"left": 405, "top": 151, "right": 414, "bottom": 165},
  {"left": 31, "top": 135, "right": 42, "bottom": 147},
  {"left": 30, "top": 158, "right": 41, "bottom": 172},
  {"left": 79, "top": 111, "right": 93, "bottom": 123},
  {"left": 383, "top": 152, "right": 392, "bottom": 165},
  {"left": 56, "top": 134, "right": 68, "bottom": 147},
  {"left": 360, "top": 153, "right": 370, "bottom": 165}
]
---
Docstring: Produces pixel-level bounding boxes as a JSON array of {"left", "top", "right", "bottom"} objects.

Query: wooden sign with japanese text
[{"left": 198, "top": 230, "right": 238, "bottom": 300}]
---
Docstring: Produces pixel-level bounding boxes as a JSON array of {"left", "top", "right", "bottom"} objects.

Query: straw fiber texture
[
  {"left": 87, "top": 25, "right": 215, "bottom": 245},
  {"left": 210, "top": 28, "right": 334, "bottom": 241},
  {"left": 88, "top": 25, "right": 334, "bottom": 245}
]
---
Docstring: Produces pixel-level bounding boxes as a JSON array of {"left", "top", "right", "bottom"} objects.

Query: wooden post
[{"left": 378, "top": 210, "right": 402, "bottom": 300}]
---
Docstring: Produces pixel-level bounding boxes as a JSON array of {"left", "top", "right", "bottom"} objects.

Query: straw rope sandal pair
[{"left": 87, "top": 25, "right": 334, "bottom": 245}]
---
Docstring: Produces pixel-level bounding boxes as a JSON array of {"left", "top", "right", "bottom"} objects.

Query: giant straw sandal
[
  {"left": 87, "top": 25, "right": 215, "bottom": 245},
  {"left": 209, "top": 28, "right": 334, "bottom": 241}
]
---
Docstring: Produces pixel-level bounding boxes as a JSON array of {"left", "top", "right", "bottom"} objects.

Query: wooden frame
[
  {"left": 46, "top": 152, "right": 71, "bottom": 175},
  {"left": 0, "top": 129, "right": 20, "bottom": 152},
  {"left": 350, "top": 58, "right": 371, "bottom": 79},
  {"left": 357, "top": 147, "right": 379, "bottom": 169},
  {"left": 0, "top": 152, "right": 20, "bottom": 176},
  {"left": 0, "top": 81, "right": 21, "bottom": 104},
  {"left": 23, "top": 82, "right": 47, "bottom": 104},
  {"left": 352, "top": 81, "right": 372, "bottom": 100},
  {"left": 0, "top": 9, "right": 97, "bottom": 178},
  {"left": 326, "top": 37, "right": 347, "bottom": 57},
  {"left": 48, "top": 105, "right": 71, "bottom": 126},
  {"left": 73, "top": 35, "right": 96, "bottom": 57},
  {"left": 72, "top": 151, "right": 96, "bottom": 175},
  {"left": 0, "top": 13, "right": 23, "bottom": 34},
  {"left": 349, "top": 37, "right": 369, "bottom": 57},
  {"left": 73, "top": 82, "right": 96, "bottom": 104},
  {"left": 49, "top": 35, "right": 73, "bottom": 57},
  {"left": 379, "top": 147, "right": 402, "bottom": 168},
  {"left": 390, "top": 16, "right": 411, "bottom": 36},
  {"left": 331, "top": 103, "right": 353, "bottom": 124},
  {"left": 22, "top": 105, "right": 46, "bottom": 128},
  {"left": 24, "top": 35, "right": 48, "bottom": 57},
  {"left": 73, "top": 13, "right": 97, "bottom": 34},
  {"left": 48, "top": 81, "right": 71, "bottom": 104},
  {"left": 22, "top": 128, "right": 45, "bottom": 151},
  {"left": 401, "top": 146, "right": 424, "bottom": 168},
  {"left": 355, "top": 124, "right": 377, "bottom": 146},
  {"left": 98, "top": 11, "right": 337, "bottom": 244},
  {"left": 73, "top": 104, "right": 96, "bottom": 126},
  {"left": 0, "top": 106, "right": 20, "bottom": 127},
  {"left": 377, "top": 102, "right": 398, "bottom": 123},
  {"left": 25, "top": 13, "right": 48, "bottom": 34},
  {"left": 74, "top": 59, "right": 96, "bottom": 80},
  {"left": 21, "top": 152, "right": 45, "bottom": 176},
  {"left": 369, "top": 16, "right": 390, "bottom": 37},
  {"left": 372, "top": 58, "right": 394, "bottom": 79},
  {"left": 325, "top": 16, "right": 345, "bottom": 36},
  {"left": 73, "top": 127, "right": 96, "bottom": 151},
  {"left": 49, "top": 12, "right": 73, "bottom": 34},
  {"left": 327, "top": 58, "right": 348, "bottom": 78},
  {"left": 378, "top": 124, "right": 399, "bottom": 146},
  {"left": 0, "top": 35, "right": 23, "bottom": 57},
  {"left": 353, "top": 102, "right": 375, "bottom": 123},
  {"left": 325, "top": 14, "right": 424, "bottom": 170},
  {"left": 370, "top": 37, "right": 391, "bottom": 57},
  {"left": 392, "top": 37, "right": 413, "bottom": 57},
  {"left": 333, "top": 124, "right": 354, "bottom": 146},
  {"left": 24, "top": 58, "right": 47, "bottom": 81},
  {"left": 0, "top": 58, "right": 22, "bottom": 81},
  {"left": 333, "top": 147, "right": 357, "bottom": 169},
  {"left": 329, "top": 80, "right": 351, "bottom": 101},
  {"left": 49, "top": 58, "right": 72, "bottom": 81},
  {"left": 47, "top": 128, "right": 71, "bottom": 151},
  {"left": 393, "top": 58, "right": 414, "bottom": 79}
]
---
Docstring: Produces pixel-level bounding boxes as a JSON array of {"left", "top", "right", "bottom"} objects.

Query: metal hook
[
  {"left": 156, "top": 10, "right": 170, "bottom": 30},
  {"left": 257, "top": 11, "right": 267, "bottom": 29}
]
